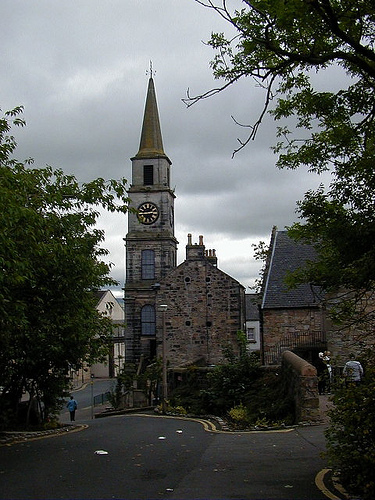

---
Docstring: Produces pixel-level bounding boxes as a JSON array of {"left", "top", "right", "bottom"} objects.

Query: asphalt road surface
[{"left": 0, "top": 412, "right": 330, "bottom": 500}]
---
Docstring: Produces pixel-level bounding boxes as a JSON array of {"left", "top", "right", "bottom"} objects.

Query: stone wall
[
  {"left": 157, "top": 254, "right": 245, "bottom": 368},
  {"left": 324, "top": 291, "right": 375, "bottom": 368},
  {"left": 262, "top": 308, "right": 324, "bottom": 365},
  {"left": 281, "top": 350, "right": 320, "bottom": 424}
]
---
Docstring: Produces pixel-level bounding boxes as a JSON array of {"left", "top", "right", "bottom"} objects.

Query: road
[
  {"left": 60, "top": 378, "right": 116, "bottom": 422},
  {"left": 0, "top": 407, "right": 332, "bottom": 499}
]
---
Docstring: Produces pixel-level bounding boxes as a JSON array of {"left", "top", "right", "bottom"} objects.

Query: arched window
[
  {"left": 141, "top": 305, "right": 156, "bottom": 336},
  {"left": 142, "top": 249, "right": 155, "bottom": 279}
]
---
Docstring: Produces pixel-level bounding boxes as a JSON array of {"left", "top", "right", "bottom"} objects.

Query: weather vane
[{"left": 146, "top": 60, "right": 156, "bottom": 78}]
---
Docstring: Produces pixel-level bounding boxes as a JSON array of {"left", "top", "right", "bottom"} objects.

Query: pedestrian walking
[
  {"left": 67, "top": 396, "right": 78, "bottom": 421},
  {"left": 343, "top": 354, "right": 363, "bottom": 386}
]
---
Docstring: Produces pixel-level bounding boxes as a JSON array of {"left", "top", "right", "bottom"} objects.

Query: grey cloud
[{"left": 1, "top": 0, "right": 328, "bottom": 291}]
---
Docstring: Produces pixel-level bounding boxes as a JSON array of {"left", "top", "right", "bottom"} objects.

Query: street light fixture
[{"left": 159, "top": 304, "right": 168, "bottom": 414}]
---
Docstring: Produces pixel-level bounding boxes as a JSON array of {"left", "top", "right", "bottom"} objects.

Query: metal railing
[
  {"left": 93, "top": 391, "right": 111, "bottom": 407},
  {"left": 264, "top": 330, "right": 326, "bottom": 365}
]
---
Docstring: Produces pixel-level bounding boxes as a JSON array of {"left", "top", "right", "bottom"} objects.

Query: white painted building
[
  {"left": 245, "top": 294, "right": 261, "bottom": 353},
  {"left": 91, "top": 290, "right": 126, "bottom": 378}
]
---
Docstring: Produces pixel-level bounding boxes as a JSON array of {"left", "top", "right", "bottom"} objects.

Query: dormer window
[{"left": 143, "top": 165, "right": 154, "bottom": 185}]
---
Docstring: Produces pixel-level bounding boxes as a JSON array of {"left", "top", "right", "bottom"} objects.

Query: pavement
[{"left": 318, "top": 394, "right": 334, "bottom": 425}]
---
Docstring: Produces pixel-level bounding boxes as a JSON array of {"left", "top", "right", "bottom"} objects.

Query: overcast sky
[{"left": 1, "top": 0, "right": 330, "bottom": 295}]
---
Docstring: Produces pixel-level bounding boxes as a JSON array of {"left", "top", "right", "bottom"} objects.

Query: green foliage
[
  {"left": 243, "top": 369, "right": 295, "bottom": 426},
  {"left": 169, "top": 366, "right": 209, "bottom": 415},
  {"left": 191, "top": 1, "right": 375, "bottom": 322},
  {"left": 0, "top": 107, "right": 130, "bottom": 428},
  {"left": 228, "top": 403, "right": 248, "bottom": 423},
  {"left": 168, "top": 405, "right": 187, "bottom": 416},
  {"left": 251, "top": 240, "right": 270, "bottom": 294},
  {"left": 108, "top": 363, "right": 138, "bottom": 409},
  {"left": 108, "top": 360, "right": 163, "bottom": 409},
  {"left": 202, "top": 352, "right": 260, "bottom": 414},
  {"left": 142, "top": 358, "right": 162, "bottom": 399},
  {"left": 325, "top": 353, "right": 375, "bottom": 500},
  {"left": 169, "top": 352, "right": 294, "bottom": 426},
  {"left": 191, "top": 4, "right": 375, "bottom": 488},
  {"left": 43, "top": 418, "right": 60, "bottom": 430}
]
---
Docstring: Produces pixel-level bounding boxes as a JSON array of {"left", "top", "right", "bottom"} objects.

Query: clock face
[{"left": 138, "top": 202, "right": 159, "bottom": 225}]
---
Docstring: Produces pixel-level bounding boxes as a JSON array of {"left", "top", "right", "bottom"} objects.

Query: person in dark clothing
[{"left": 316, "top": 352, "right": 329, "bottom": 395}]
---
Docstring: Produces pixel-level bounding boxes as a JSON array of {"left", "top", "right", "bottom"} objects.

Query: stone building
[
  {"left": 124, "top": 77, "right": 244, "bottom": 367},
  {"left": 261, "top": 228, "right": 326, "bottom": 365},
  {"left": 261, "top": 227, "right": 375, "bottom": 368},
  {"left": 124, "top": 76, "right": 178, "bottom": 364},
  {"left": 156, "top": 234, "right": 245, "bottom": 368}
]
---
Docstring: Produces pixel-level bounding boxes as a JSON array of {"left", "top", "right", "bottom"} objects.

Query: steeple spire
[{"left": 135, "top": 76, "right": 167, "bottom": 159}]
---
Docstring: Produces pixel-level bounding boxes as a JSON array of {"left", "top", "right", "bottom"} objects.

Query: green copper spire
[{"left": 135, "top": 77, "right": 167, "bottom": 159}]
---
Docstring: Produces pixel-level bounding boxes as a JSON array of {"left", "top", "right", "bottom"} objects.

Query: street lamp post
[
  {"left": 90, "top": 373, "right": 94, "bottom": 420},
  {"left": 159, "top": 304, "right": 168, "bottom": 414}
]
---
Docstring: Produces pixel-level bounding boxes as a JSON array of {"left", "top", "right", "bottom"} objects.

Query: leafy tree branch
[{"left": 0, "top": 107, "right": 130, "bottom": 428}]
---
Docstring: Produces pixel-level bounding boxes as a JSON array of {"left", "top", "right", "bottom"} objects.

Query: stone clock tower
[{"left": 124, "top": 76, "right": 178, "bottom": 363}]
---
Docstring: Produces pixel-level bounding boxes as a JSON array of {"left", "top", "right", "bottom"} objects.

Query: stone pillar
[{"left": 282, "top": 350, "right": 320, "bottom": 424}]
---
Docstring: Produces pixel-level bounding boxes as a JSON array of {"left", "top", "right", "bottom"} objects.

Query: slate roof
[
  {"left": 93, "top": 290, "right": 106, "bottom": 304},
  {"left": 245, "top": 294, "right": 260, "bottom": 321},
  {"left": 262, "top": 230, "right": 321, "bottom": 309}
]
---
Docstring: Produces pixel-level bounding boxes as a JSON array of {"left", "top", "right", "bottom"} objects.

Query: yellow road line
[
  {"left": 315, "top": 469, "right": 342, "bottom": 500},
  {"left": 1, "top": 424, "right": 88, "bottom": 447},
  {"left": 123, "top": 413, "right": 295, "bottom": 434}
]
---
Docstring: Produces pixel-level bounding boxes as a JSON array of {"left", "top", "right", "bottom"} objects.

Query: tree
[
  {"left": 189, "top": 3, "right": 375, "bottom": 494},
  {"left": 325, "top": 352, "right": 375, "bottom": 500},
  {"left": 187, "top": 0, "right": 375, "bottom": 321},
  {"left": 0, "top": 107, "right": 130, "bottom": 428}
]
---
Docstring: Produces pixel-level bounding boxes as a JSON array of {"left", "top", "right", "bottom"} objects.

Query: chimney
[
  {"left": 186, "top": 234, "right": 205, "bottom": 261},
  {"left": 206, "top": 248, "right": 218, "bottom": 267}
]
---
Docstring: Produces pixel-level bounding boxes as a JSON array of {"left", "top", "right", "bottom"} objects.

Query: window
[
  {"left": 247, "top": 327, "right": 256, "bottom": 343},
  {"left": 141, "top": 305, "right": 155, "bottom": 335},
  {"left": 142, "top": 250, "right": 155, "bottom": 279},
  {"left": 143, "top": 165, "right": 154, "bottom": 185}
]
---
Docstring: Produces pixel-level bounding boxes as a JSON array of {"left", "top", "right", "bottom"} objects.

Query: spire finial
[{"left": 146, "top": 60, "right": 156, "bottom": 79}]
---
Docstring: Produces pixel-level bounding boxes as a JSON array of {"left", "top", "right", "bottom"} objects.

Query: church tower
[{"left": 124, "top": 76, "right": 178, "bottom": 363}]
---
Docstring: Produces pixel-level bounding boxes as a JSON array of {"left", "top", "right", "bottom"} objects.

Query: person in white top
[{"left": 343, "top": 354, "right": 364, "bottom": 386}]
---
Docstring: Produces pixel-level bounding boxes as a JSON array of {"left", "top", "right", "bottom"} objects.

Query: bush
[
  {"left": 170, "top": 405, "right": 187, "bottom": 416},
  {"left": 325, "top": 353, "right": 375, "bottom": 500},
  {"left": 168, "top": 353, "right": 295, "bottom": 427},
  {"left": 108, "top": 363, "right": 137, "bottom": 409},
  {"left": 228, "top": 404, "right": 250, "bottom": 424},
  {"left": 200, "top": 351, "right": 261, "bottom": 415},
  {"left": 244, "top": 369, "right": 295, "bottom": 426},
  {"left": 169, "top": 367, "right": 209, "bottom": 415}
]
